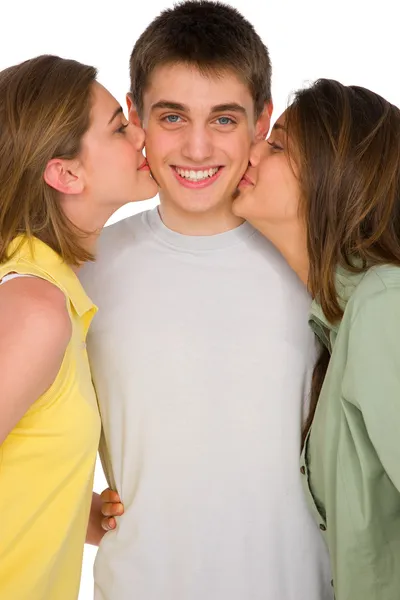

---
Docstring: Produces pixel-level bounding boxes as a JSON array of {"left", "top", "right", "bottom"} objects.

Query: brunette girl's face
[{"left": 232, "top": 112, "right": 302, "bottom": 229}]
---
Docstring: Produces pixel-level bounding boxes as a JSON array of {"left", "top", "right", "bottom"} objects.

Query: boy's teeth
[{"left": 176, "top": 167, "right": 218, "bottom": 181}]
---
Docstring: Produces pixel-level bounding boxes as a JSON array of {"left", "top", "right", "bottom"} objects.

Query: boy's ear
[
  {"left": 126, "top": 93, "right": 141, "bottom": 127},
  {"left": 255, "top": 101, "right": 273, "bottom": 140}
]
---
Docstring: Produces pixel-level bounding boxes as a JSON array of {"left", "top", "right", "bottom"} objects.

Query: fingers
[
  {"left": 101, "top": 501, "right": 124, "bottom": 518},
  {"left": 101, "top": 516, "right": 116, "bottom": 532},
  {"left": 100, "top": 488, "right": 121, "bottom": 504},
  {"left": 100, "top": 488, "right": 124, "bottom": 534}
]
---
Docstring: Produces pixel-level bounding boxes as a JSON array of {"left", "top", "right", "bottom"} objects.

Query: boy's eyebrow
[
  {"left": 150, "top": 101, "right": 247, "bottom": 115},
  {"left": 272, "top": 123, "right": 286, "bottom": 131},
  {"left": 211, "top": 103, "right": 247, "bottom": 115},
  {"left": 151, "top": 101, "right": 187, "bottom": 112}
]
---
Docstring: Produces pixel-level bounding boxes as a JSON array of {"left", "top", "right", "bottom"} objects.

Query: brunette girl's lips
[{"left": 239, "top": 173, "right": 254, "bottom": 186}]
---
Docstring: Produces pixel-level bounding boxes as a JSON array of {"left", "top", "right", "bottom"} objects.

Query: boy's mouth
[{"left": 171, "top": 165, "right": 223, "bottom": 188}]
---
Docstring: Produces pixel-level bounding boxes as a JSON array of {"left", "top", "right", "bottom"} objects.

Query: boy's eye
[
  {"left": 164, "top": 115, "right": 182, "bottom": 123},
  {"left": 216, "top": 116, "right": 235, "bottom": 125}
]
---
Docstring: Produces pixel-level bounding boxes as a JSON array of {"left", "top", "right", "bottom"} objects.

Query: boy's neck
[{"left": 158, "top": 196, "right": 244, "bottom": 236}]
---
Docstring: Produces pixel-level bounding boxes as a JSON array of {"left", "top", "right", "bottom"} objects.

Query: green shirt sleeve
[
  {"left": 344, "top": 285, "right": 400, "bottom": 491},
  {"left": 308, "top": 273, "right": 400, "bottom": 600}
]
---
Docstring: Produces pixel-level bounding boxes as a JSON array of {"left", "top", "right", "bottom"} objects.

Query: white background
[{"left": 1, "top": 1, "right": 398, "bottom": 597}]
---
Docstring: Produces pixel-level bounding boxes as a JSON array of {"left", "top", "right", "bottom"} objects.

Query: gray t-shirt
[{"left": 80, "top": 208, "right": 332, "bottom": 600}]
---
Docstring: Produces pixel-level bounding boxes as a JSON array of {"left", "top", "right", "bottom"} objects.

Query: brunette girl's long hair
[{"left": 285, "top": 79, "right": 400, "bottom": 443}]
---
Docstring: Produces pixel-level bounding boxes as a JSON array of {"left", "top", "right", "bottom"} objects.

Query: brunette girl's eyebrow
[{"left": 108, "top": 106, "right": 123, "bottom": 125}]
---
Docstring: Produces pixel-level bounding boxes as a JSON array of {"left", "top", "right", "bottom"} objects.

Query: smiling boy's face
[{"left": 128, "top": 62, "right": 271, "bottom": 221}]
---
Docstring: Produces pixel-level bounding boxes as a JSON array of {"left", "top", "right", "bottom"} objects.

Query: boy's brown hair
[{"left": 129, "top": 1, "right": 272, "bottom": 120}]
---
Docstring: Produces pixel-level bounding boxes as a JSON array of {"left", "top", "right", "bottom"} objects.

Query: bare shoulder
[
  {"left": 0, "top": 277, "right": 74, "bottom": 441},
  {"left": 0, "top": 276, "right": 72, "bottom": 348}
]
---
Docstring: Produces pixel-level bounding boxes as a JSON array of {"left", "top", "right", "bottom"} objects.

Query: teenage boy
[{"left": 82, "top": 2, "right": 332, "bottom": 599}]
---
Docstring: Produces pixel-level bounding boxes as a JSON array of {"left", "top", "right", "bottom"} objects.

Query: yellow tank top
[{"left": 0, "top": 236, "right": 101, "bottom": 599}]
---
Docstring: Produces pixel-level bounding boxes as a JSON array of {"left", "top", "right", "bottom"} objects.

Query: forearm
[{"left": 86, "top": 492, "right": 106, "bottom": 546}]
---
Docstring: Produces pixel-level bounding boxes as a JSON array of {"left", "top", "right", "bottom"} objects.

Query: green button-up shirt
[{"left": 300, "top": 265, "right": 400, "bottom": 600}]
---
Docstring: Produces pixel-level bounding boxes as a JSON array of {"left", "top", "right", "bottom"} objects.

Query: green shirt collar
[{"left": 309, "top": 267, "right": 366, "bottom": 350}]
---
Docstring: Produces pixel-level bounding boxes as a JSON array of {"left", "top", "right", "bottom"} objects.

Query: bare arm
[
  {"left": 86, "top": 492, "right": 104, "bottom": 546},
  {"left": 0, "top": 277, "right": 71, "bottom": 444}
]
